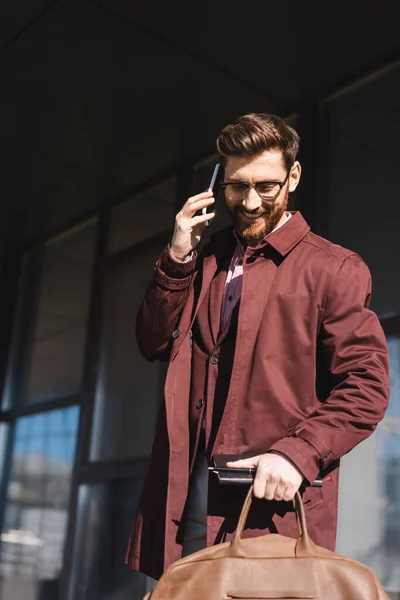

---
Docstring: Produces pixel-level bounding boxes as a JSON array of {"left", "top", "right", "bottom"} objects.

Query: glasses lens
[
  {"left": 224, "top": 183, "right": 248, "bottom": 200},
  {"left": 256, "top": 182, "right": 280, "bottom": 199}
]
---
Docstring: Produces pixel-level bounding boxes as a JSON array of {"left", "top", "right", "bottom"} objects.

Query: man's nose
[{"left": 243, "top": 187, "right": 262, "bottom": 211}]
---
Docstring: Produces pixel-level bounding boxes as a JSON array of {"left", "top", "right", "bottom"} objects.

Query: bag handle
[{"left": 230, "top": 485, "right": 316, "bottom": 558}]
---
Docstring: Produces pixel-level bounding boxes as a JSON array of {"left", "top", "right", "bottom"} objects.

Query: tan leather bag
[{"left": 144, "top": 485, "right": 389, "bottom": 599}]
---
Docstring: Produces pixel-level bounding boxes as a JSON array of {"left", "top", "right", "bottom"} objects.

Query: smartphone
[
  {"left": 209, "top": 454, "right": 323, "bottom": 487},
  {"left": 209, "top": 454, "right": 256, "bottom": 485},
  {"left": 202, "top": 163, "right": 223, "bottom": 224}
]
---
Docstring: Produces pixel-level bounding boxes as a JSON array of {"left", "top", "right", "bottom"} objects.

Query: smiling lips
[{"left": 240, "top": 210, "right": 267, "bottom": 219}]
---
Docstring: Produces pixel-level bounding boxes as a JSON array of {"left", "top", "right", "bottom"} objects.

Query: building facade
[{"left": 0, "top": 2, "right": 400, "bottom": 599}]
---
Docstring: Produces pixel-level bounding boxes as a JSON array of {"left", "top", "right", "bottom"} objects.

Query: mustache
[{"left": 233, "top": 206, "right": 271, "bottom": 216}]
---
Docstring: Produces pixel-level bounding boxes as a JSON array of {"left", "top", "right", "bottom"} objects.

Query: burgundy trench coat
[{"left": 126, "top": 211, "right": 389, "bottom": 580}]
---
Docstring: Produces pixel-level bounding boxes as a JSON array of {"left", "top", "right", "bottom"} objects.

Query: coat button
[
  {"left": 172, "top": 329, "right": 180, "bottom": 339},
  {"left": 210, "top": 355, "right": 219, "bottom": 364},
  {"left": 196, "top": 399, "right": 205, "bottom": 410}
]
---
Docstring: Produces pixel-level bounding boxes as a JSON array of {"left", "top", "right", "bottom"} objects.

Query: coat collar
[
  {"left": 263, "top": 211, "right": 310, "bottom": 256},
  {"left": 208, "top": 211, "right": 310, "bottom": 258}
]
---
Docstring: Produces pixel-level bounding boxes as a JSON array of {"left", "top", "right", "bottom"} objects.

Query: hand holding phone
[
  {"left": 209, "top": 454, "right": 323, "bottom": 487},
  {"left": 170, "top": 164, "right": 221, "bottom": 261}
]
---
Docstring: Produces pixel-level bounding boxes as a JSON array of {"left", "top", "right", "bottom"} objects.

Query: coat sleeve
[
  {"left": 136, "top": 245, "right": 197, "bottom": 362},
  {"left": 269, "top": 254, "right": 390, "bottom": 484}
]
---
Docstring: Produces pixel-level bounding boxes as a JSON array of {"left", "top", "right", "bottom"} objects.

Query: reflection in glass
[
  {"left": 69, "top": 480, "right": 155, "bottom": 600},
  {"left": 337, "top": 335, "right": 400, "bottom": 595},
  {"left": 378, "top": 337, "right": 400, "bottom": 592},
  {"left": 0, "top": 406, "right": 79, "bottom": 595},
  {"left": 2, "top": 221, "right": 96, "bottom": 408},
  {"left": 0, "top": 423, "right": 9, "bottom": 490},
  {"left": 90, "top": 244, "right": 166, "bottom": 461},
  {"left": 107, "top": 177, "right": 177, "bottom": 255}
]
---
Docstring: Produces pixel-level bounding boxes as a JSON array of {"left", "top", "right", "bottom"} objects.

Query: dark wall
[{"left": 325, "top": 64, "right": 400, "bottom": 317}]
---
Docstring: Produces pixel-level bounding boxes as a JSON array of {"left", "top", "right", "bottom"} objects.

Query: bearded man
[{"left": 126, "top": 113, "right": 389, "bottom": 580}]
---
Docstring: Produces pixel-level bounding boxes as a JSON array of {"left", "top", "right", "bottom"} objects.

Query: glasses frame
[{"left": 221, "top": 170, "right": 291, "bottom": 202}]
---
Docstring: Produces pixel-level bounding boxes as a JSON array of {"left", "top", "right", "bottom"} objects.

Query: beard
[{"left": 230, "top": 189, "right": 289, "bottom": 245}]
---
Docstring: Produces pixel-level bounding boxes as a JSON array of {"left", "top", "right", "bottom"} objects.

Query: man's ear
[{"left": 289, "top": 161, "right": 301, "bottom": 192}]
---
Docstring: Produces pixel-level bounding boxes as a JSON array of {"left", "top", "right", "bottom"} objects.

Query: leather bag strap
[{"left": 230, "top": 485, "right": 316, "bottom": 558}]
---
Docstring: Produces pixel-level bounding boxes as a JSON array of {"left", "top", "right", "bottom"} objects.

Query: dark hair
[{"left": 216, "top": 113, "right": 300, "bottom": 170}]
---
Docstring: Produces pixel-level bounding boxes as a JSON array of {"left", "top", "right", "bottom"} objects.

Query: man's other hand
[{"left": 226, "top": 453, "right": 303, "bottom": 501}]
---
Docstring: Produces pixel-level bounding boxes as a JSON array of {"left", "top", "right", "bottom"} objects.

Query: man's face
[{"left": 223, "top": 150, "right": 301, "bottom": 245}]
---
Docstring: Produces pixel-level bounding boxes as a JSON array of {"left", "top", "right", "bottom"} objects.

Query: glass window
[
  {"left": 107, "top": 177, "right": 177, "bottom": 255},
  {"left": 0, "top": 407, "right": 80, "bottom": 598},
  {"left": 325, "top": 67, "right": 400, "bottom": 595},
  {"left": 90, "top": 242, "right": 167, "bottom": 462},
  {"left": 0, "top": 422, "right": 9, "bottom": 491},
  {"left": 68, "top": 480, "right": 155, "bottom": 600},
  {"left": 2, "top": 221, "right": 97, "bottom": 409},
  {"left": 380, "top": 336, "right": 400, "bottom": 591},
  {"left": 336, "top": 332, "right": 400, "bottom": 595}
]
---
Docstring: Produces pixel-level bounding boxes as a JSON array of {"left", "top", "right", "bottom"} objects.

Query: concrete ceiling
[{"left": 0, "top": 0, "right": 400, "bottom": 241}]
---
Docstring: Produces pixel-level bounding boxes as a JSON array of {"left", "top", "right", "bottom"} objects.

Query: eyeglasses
[{"left": 221, "top": 170, "right": 290, "bottom": 202}]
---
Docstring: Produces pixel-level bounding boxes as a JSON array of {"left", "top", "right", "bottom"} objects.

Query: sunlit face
[{"left": 223, "top": 150, "right": 301, "bottom": 245}]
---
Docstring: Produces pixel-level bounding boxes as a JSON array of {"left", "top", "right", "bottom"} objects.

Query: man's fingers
[
  {"left": 185, "top": 191, "right": 214, "bottom": 211},
  {"left": 271, "top": 478, "right": 289, "bottom": 501},
  {"left": 263, "top": 471, "right": 281, "bottom": 500},
  {"left": 181, "top": 197, "right": 215, "bottom": 218},
  {"left": 253, "top": 471, "right": 268, "bottom": 499},
  {"left": 253, "top": 471, "right": 293, "bottom": 501},
  {"left": 190, "top": 212, "right": 216, "bottom": 226},
  {"left": 282, "top": 486, "right": 297, "bottom": 502},
  {"left": 188, "top": 190, "right": 214, "bottom": 203},
  {"left": 226, "top": 455, "right": 260, "bottom": 469},
  {"left": 227, "top": 454, "right": 303, "bottom": 502}
]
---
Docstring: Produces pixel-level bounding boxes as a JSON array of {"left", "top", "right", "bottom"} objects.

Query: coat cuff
[
  {"left": 268, "top": 437, "right": 321, "bottom": 485},
  {"left": 158, "top": 245, "right": 197, "bottom": 278},
  {"left": 152, "top": 246, "right": 197, "bottom": 290}
]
